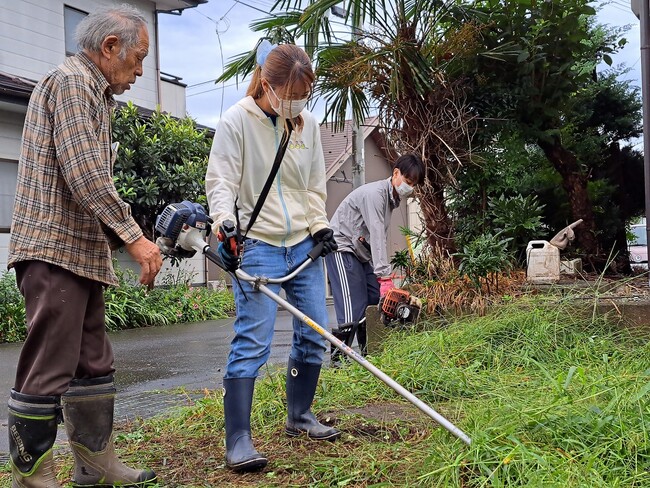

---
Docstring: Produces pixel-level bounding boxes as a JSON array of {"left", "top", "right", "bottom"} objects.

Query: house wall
[
  {"left": 0, "top": 109, "right": 24, "bottom": 271},
  {"left": 113, "top": 248, "right": 207, "bottom": 286},
  {"left": 160, "top": 79, "right": 186, "bottom": 118},
  {"left": 0, "top": 0, "right": 160, "bottom": 110},
  {"left": 0, "top": 235, "right": 10, "bottom": 272}
]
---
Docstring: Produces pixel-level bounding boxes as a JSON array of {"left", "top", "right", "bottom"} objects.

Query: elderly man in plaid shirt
[{"left": 6, "top": 5, "right": 161, "bottom": 488}]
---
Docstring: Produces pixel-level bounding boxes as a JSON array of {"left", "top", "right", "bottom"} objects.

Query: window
[
  {"left": 64, "top": 6, "right": 88, "bottom": 56},
  {"left": 630, "top": 225, "right": 647, "bottom": 247},
  {"left": 0, "top": 160, "right": 18, "bottom": 232}
]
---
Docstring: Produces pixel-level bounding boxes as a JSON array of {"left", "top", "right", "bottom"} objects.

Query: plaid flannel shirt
[{"left": 8, "top": 53, "right": 142, "bottom": 286}]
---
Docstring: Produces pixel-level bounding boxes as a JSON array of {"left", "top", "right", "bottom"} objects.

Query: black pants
[
  {"left": 325, "top": 252, "right": 380, "bottom": 356},
  {"left": 14, "top": 260, "right": 115, "bottom": 396}
]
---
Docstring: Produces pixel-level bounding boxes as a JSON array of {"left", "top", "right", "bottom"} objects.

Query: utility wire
[
  {"left": 234, "top": 0, "right": 280, "bottom": 17},
  {"left": 187, "top": 2, "right": 242, "bottom": 115},
  {"left": 188, "top": 78, "right": 220, "bottom": 89},
  {"left": 187, "top": 80, "right": 249, "bottom": 97}
]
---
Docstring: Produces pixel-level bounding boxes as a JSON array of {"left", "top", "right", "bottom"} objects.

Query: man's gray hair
[{"left": 76, "top": 4, "right": 147, "bottom": 58}]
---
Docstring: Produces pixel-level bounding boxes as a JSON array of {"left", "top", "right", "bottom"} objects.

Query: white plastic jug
[{"left": 526, "top": 240, "right": 560, "bottom": 284}]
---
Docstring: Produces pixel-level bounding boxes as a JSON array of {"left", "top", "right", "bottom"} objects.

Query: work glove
[
  {"left": 217, "top": 241, "right": 240, "bottom": 272},
  {"left": 378, "top": 276, "right": 396, "bottom": 297},
  {"left": 216, "top": 220, "right": 242, "bottom": 273},
  {"left": 312, "top": 228, "right": 338, "bottom": 257}
]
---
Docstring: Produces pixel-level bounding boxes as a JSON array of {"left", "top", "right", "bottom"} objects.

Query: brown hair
[{"left": 247, "top": 44, "right": 315, "bottom": 131}]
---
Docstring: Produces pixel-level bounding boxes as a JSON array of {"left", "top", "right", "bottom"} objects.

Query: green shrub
[
  {"left": 0, "top": 271, "right": 26, "bottom": 343},
  {"left": 112, "top": 102, "right": 211, "bottom": 240},
  {"left": 489, "top": 193, "right": 546, "bottom": 263},
  {"left": 454, "top": 232, "right": 514, "bottom": 291}
]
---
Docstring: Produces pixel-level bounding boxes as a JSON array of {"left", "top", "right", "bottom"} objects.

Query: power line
[
  {"left": 234, "top": 0, "right": 280, "bottom": 17},
  {"left": 186, "top": 80, "right": 250, "bottom": 97},
  {"left": 187, "top": 2, "right": 242, "bottom": 115},
  {"left": 188, "top": 78, "right": 220, "bottom": 89}
]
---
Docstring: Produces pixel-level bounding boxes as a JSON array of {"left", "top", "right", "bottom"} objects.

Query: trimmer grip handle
[
  {"left": 217, "top": 220, "right": 240, "bottom": 257},
  {"left": 308, "top": 242, "right": 325, "bottom": 261}
]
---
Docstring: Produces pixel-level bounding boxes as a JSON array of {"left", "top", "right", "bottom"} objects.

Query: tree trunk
[
  {"left": 419, "top": 178, "right": 455, "bottom": 254},
  {"left": 537, "top": 138, "right": 599, "bottom": 260},
  {"left": 602, "top": 143, "right": 633, "bottom": 274}
]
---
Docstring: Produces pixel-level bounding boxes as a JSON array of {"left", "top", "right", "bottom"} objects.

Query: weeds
[{"left": 2, "top": 293, "right": 644, "bottom": 487}]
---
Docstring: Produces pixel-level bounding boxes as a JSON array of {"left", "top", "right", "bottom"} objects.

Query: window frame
[
  {"left": 64, "top": 5, "right": 88, "bottom": 57},
  {"left": 0, "top": 159, "right": 19, "bottom": 233}
]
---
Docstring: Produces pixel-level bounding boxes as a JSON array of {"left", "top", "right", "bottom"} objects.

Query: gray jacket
[{"left": 330, "top": 177, "right": 399, "bottom": 277}]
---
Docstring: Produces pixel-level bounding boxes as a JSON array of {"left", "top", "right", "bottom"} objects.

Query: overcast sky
[{"left": 157, "top": 0, "right": 642, "bottom": 130}]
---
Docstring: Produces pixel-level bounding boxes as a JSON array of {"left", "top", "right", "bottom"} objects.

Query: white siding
[
  {"left": 0, "top": 110, "right": 26, "bottom": 161},
  {"left": 160, "top": 80, "right": 186, "bottom": 118},
  {"left": 0, "top": 0, "right": 160, "bottom": 110},
  {"left": 0, "top": 160, "right": 18, "bottom": 229},
  {"left": 113, "top": 248, "right": 207, "bottom": 286},
  {"left": 0, "top": 241, "right": 206, "bottom": 284},
  {"left": 0, "top": 111, "right": 22, "bottom": 270},
  {"left": 407, "top": 200, "right": 425, "bottom": 256}
]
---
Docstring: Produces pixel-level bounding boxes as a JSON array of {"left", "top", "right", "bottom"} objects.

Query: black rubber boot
[
  {"left": 223, "top": 378, "right": 268, "bottom": 472},
  {"left": 285, "top": 358, "right": 341, "bottom": 441},
  {"left": 8, "top": 389, "right": 61, "bottom": 488},
  {"left": 330, "top": 322, "right": 357, "bottom": 366},
  {"left": 61, "top": 375, "right": 157, "bottom": 487},
  {"left": 357, "top": 318, "right": 368, "bottom": 356}
]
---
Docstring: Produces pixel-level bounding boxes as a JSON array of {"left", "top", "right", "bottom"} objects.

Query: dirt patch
[
  {"left": 335, "top": 402, "right": 431, "bottom": 424},
  {"left": 123, "top": 402, "right": 437, "bottom": 487}
]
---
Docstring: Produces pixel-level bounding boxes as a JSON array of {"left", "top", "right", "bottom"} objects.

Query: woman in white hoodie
[{"left": 205, "top": 41, "right": 340, "bottom": 473}]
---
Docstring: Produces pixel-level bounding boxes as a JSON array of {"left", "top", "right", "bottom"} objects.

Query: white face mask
[
  {"left": 396, "top": 181, "right": 414, "bottom": 199},
  {"left": 267, "top": 84, "right": 308, "bottom": 119}
]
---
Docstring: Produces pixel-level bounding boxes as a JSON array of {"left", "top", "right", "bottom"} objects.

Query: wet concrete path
[{"left": 0, "top": 305, "right": 337, "bottom": 463}]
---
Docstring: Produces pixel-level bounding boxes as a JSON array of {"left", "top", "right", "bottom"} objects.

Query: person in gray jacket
[{"left": 325, "top": 154, "right": 425, "bottom": 361}]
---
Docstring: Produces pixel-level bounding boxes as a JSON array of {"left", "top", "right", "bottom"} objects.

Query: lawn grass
[{"left": 1, "top": 293, "right": 649, "bottom": 487}]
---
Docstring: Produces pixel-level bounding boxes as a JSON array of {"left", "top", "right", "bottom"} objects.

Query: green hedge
[
  {"left": 0, "top": 269, "right": 234, "bottom": 343},
  {"left": 0, "top": 271, "right": 26, "bottom": 343}
]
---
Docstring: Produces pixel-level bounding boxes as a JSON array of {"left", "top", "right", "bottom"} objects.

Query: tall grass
[
  {"left": 364, "top": 298, "right": 650, "bottom": 487},
  {"left": 3, "top": 293, "right": 647, "bottom": 487},
  {"left": 127, "top": 294, "right": 650, "bottom": 487}
]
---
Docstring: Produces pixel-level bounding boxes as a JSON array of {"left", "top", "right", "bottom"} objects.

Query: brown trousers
[{"left": 14, "top": 260, "right": 115, "bottom": 396}]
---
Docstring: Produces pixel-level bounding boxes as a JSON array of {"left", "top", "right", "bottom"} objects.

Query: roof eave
[{"left": 155, "top": 0, "right": 208, "bottom": 14}]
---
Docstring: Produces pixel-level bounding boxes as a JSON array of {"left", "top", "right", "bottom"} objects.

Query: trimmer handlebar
[
  {"left": 217, "top": 219, "right": 241, "bottom": 257},
  {"left": 155, "top": 202, "right": 324, "bottom": 277}
]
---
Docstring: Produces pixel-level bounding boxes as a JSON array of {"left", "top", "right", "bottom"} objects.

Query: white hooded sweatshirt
[{"left": 206, "top": 96, "right": 329, "bottom": 247}]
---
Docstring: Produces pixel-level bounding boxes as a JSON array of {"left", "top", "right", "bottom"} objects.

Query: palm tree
[{"left": 219, "top": 0, "right": 479, "bottom": 254}]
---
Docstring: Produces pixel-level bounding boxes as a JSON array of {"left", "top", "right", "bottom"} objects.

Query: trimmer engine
[
  {"left": 379, "top": 288, "right": 421, "bottom": 326},
  {"left": 155, "top": 201, "right": 210, "bottom": 241},
  {"left": 155, "top": 201, "right": 211, "bottom": 258}
]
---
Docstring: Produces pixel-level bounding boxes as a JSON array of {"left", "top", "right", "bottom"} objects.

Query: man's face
[{"left": 105, "top": 25, "right": 149, "bottom": 95}]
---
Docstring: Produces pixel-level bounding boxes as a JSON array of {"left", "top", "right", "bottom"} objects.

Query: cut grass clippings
[{"left": 1, "top": 293, "right": 649, "bottom": 487}]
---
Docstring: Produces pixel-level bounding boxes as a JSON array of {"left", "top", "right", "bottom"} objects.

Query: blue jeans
[{"left": 225, "top": 236, "right": 328, "bottom": 379}]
